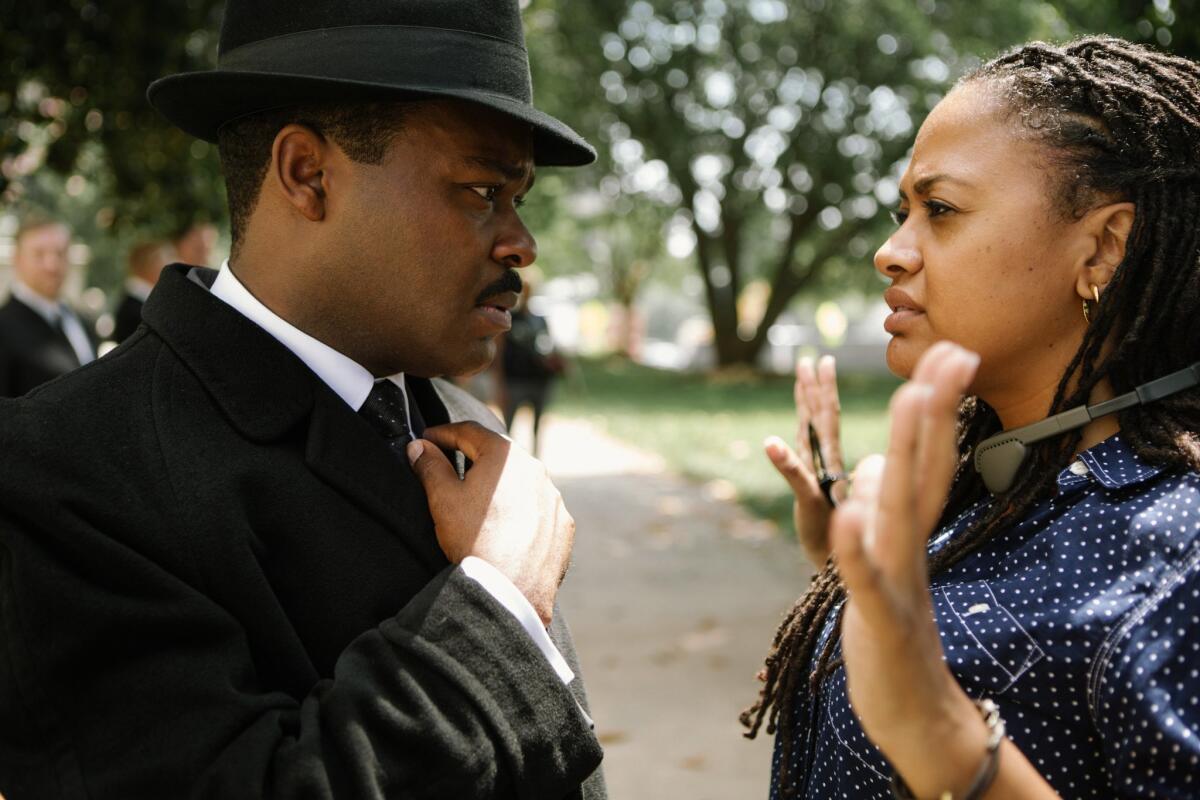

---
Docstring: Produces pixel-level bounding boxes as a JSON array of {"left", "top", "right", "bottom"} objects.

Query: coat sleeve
[{"left": 0, "top": 510, "right": 602, "bottom": 800}]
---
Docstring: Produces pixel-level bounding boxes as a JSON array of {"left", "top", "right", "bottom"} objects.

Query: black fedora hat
[{"left": 148, "top": 0, "right": 595, "bottom": 167}]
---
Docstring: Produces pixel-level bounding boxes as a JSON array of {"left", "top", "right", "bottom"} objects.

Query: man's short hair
[
  {"left": 14, "top": 212, "right": 67, "bottom": 247},
  {"left": 216, "top": 101, "right": 414, "bottom": 253}
]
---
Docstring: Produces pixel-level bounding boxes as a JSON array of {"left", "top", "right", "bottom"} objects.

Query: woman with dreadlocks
[{"left": 745, "top": 36, "right": 1200, "bottom": 799}]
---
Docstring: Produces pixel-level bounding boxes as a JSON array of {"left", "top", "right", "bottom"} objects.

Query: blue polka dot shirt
[{"left": 771, "top": 435, "right": 1200, "bottom": 799}]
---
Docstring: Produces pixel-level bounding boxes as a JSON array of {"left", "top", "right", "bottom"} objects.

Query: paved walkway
[{"left": 522, "top": 414, "right": 814, "bottom": 800}]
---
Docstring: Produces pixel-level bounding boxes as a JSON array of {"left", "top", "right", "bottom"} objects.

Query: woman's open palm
[{"left": 831, "top": 342, "right": 980, "bottom": 752}]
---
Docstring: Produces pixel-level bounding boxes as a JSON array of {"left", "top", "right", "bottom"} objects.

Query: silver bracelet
[{"left": 889, "top": 698, "right": 1005, "bottom": 800}]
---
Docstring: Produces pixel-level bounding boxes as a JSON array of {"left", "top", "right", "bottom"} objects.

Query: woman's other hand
[{"left": 765, "top": 354, "right": 847, "bottom": 565}]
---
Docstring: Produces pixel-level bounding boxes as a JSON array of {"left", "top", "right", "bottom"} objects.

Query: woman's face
[{"left": 874, "top": 81, "right": 1090, "bottom": 406}]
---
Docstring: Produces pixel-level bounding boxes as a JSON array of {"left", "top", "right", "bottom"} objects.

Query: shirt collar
[
  {"left": 209, "top": 260, "right": 403, "bottom": 411},
  {"left": 9, "top": 279, "right": 63, "bottom": 324},
  {"left": 1055, "top": 433, "right": 1166, "bottom": 492}
]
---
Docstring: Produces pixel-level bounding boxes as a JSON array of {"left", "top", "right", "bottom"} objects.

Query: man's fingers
[
  {"left": 406, "top": 439, "right": 461, "bottom": 499},
  {"left": 421, "top": 421, "right": 508, "bottom": 462},
  {"left": 765, "top": 435, "right": 819, "bottom": 497}
]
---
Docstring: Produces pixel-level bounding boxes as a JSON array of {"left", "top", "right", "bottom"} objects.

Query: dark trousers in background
[{"left": 503, "top": 379, "right": 552, "bottom": 455}]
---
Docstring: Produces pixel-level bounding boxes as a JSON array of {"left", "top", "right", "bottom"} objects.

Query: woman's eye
[
  {"left": 924, "top": 199, "right": 953, "bottom": 217},
  {"left": 470, "top": 185, "right": 499, "bottom": 202},
  {"left": 890, "top": 208, "right": 909, "bottom": 226}
]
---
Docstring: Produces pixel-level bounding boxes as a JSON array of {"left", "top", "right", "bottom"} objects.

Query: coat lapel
[
  {"left": 303, "top": 388, "right": 448, "bottom": 572},
  {"left": 144, "top": 265, "right": 449, "bottom": 572}
]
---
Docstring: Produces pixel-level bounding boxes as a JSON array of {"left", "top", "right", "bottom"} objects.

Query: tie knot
[{"left": 359, "top": 379, "right": 413, "bottom": 443}]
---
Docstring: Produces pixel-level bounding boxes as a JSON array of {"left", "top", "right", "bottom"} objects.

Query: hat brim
[{"left": 148, "top": 71, "right": 596, "bottom": 167}]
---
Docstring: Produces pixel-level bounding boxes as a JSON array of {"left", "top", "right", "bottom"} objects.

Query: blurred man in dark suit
[
  {"left": 0, "top": 215, "right": 95, "bottom": 397},
  {"left": 112, "top": 239, "right": 173, "bottom": 343}
]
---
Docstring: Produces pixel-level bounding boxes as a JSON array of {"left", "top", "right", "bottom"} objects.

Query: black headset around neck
[{"left": 974, "top": 361, "right": 1200, "bottom": 494}]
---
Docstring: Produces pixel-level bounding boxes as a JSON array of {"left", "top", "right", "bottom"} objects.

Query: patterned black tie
[{"left": 358, "top": 379, "right": 414, "bottom": 460}]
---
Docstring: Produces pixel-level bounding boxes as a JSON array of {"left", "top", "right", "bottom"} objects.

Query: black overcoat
[{"left": 0, "top": 266, "right": 604, "bottom": 799}]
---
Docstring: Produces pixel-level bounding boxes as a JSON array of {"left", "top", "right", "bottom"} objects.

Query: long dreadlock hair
[{"left": 741, "top": 36, "right": 1200, "bottom": 795}]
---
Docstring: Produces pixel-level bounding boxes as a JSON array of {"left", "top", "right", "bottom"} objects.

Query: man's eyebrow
[
  {"left": 899, "top": 173, "right": 974, "bottom": 200},
  {"left": 463, "top": 155, "right": 535, "bottom": 189}
]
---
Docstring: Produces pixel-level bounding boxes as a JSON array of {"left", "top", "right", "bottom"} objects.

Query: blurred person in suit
[
  {"left": 0, "top": 214, "right": 95, "bottom": 397},
  {"left": 112, "top": 239, "right": 174, "bottom": 343},
  {"left": 172, "top": 219, "right": 218, "bottom": 267}
]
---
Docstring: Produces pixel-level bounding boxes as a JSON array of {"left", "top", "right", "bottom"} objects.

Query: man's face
[
  {"left": 13, "top": 223, "right": 71, "bottom": 301},
  {"left": 319, "top": 100, "right": 537, "bottom": 378}
]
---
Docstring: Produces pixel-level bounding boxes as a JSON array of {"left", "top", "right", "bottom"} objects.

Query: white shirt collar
[
  {"left": 209, "top": 261, "right": 404, "bottom": 412},
  {"left": 9, "top": 279, "right": 62, "bottom": 324},
  {"left": 124, "top": 275, "right": 155, "bottom": 303}
]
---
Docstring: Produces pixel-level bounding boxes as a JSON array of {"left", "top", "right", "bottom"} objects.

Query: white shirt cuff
[{"left": 459, "top": 556, "right": 576, "bottom": 686}]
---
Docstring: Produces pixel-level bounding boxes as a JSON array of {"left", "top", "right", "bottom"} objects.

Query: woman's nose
[{"left": 873, "top": 231, "right": 922, "bottom": 279}]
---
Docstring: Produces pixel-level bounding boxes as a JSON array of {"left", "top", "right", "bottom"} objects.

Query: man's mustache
[{"left": 475, "top": 270, "right": 523, "bottom": 304}]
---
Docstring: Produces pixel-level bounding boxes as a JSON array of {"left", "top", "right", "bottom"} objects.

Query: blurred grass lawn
[{"left": 552, "top": 358, "right": 900, "bottom": 535}]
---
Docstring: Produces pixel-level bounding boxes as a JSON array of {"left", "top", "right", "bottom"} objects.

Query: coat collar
[
  {"left": 142, "top": 264, "right": 318, "bottom": 442},
  {"left": 142, "top": 264, "right": 490, "bottom": 573}
]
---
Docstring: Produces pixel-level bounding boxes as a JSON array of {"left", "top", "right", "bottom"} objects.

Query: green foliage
[
  {"left": 0, "top": 0, "right": 226, "bottom": 289},
  {"left": 0, "top": 1, "right": 226, "bottom": 229}
]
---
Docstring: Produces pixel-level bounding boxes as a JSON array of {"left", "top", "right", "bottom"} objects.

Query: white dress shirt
[
  {"left": 10, "top": 279, "right": 95, "bottom": 366},
  {"left": 209, "top": 262, "right": 573, "bottom": 685}
]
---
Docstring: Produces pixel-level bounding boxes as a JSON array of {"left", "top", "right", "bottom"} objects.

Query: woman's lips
[
  {"left": 883, "top": 307, "right": 924, "bottom": 334},
  {"left": 883, "top": 287, "right": 924, "bottom": 334}
]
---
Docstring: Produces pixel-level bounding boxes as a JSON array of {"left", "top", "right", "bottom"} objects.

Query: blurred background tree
[
  {"left": 526, "top": 0, "right": 1193, "bottom": 366},
  {"left": 0, "top": 0, "right": 1192, "bottom": 337},
  {"left": 0, "top": 0, "right": 224, "bottom": 288}
]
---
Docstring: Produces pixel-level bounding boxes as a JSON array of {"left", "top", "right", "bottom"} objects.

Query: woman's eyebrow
[{"left": 899, "top": 173, "right": 975, "bottom": 200}]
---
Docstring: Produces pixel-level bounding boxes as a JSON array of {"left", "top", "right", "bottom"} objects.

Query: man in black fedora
[{"left": 0, "top": 2, "right": 606, "bottom": 799}]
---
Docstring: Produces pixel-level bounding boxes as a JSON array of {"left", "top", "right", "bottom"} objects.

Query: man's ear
[
  {"left": 1075, "top": 201, "right": 1135, "bottom": 301},
  {"left": 269, "top": 124, "right": 329, "bottom": 223}
]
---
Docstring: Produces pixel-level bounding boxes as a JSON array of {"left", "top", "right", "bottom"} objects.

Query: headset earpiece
[{"left": 973, "top": 361, "right": 1200, "bottom": 494}]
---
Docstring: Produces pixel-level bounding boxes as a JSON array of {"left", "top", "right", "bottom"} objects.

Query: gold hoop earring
[{"left": 1083, "top": 284, "right": 1101, "bottom": 324}]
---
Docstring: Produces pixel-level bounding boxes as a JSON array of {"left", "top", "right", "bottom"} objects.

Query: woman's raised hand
[
  {"left": 765, "top": 354, "right": 847, "bottom": 565},
  {"left": 831, "top": 341, "right": 993, "bottom": 795}
]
